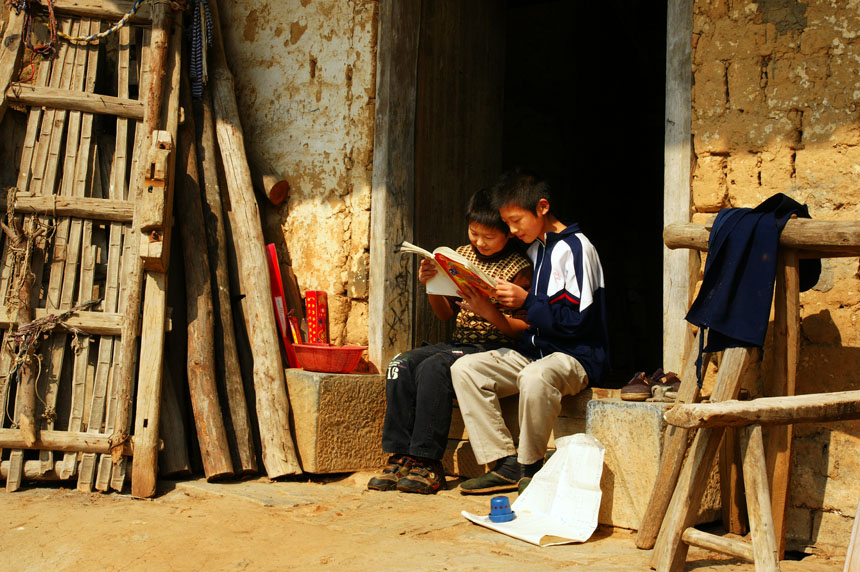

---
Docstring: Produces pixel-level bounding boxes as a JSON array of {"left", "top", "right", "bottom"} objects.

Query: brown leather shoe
[{"left": 367, "top": 455, "right": 415, "bottom": 491}]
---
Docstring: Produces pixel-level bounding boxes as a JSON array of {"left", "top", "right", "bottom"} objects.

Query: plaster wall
[
  {"left": 217, "top": 0, "right": 378, "bottom": 347},
  {"left": 691, "top": 0, "right": 860, "bottom": 555}
]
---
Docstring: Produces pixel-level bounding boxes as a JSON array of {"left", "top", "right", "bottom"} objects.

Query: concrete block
[
  {"left": 285, "top": 370, "right": 388, "bottom": 474},
  {"left": 586, "top": 398, "right": 721, "bottom": 530}
]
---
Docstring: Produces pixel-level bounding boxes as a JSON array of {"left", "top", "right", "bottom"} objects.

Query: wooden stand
[{"left": 641, "top": 221, "right": 860, "bottom": 571}]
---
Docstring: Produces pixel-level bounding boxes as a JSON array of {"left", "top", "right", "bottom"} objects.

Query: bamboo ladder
[
  {"left": 639, "top": 219, "right": 860, "bottom": 571},
  {"left": 0, "top": 0, "right": 179, "bottom": 498}
]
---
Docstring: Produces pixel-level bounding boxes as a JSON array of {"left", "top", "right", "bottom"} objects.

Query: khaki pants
[{"left": 450, "top": 348, "right": 589, "bottom": 466}]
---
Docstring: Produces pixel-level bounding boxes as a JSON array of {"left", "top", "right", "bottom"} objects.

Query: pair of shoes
[
  {"left": 396, "top": 459, "right": 446, "bottom": 495},
  {"left": 367, "top": 455, "right": 415, "bottom": 491},
  {"left": 517, "top": 477, "right": 532, "bottom": 495},
  {"left": 459, "top": 470, "right": 519, "bottom": 495},
  {"left": 620, "top": 368, "right": 680, "bottom": 401}
]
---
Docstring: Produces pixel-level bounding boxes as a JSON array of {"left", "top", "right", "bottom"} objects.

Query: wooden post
[
  {"left": 368, "top": 0, "right": 421, "bottom": 367},
  {"left": 207, "top": 0, "right": 301, "bottom": 476},
  {"left": 635, "top": 330, "right": 706, "bottom": 549},
  {"left": 845, "top": 495, "right": 860, "bottom": 572},
  {"left": 654, "top": 346, "right": 758, "bottom": 572},
  {"left": 196, "top": 85, "right": 258, "bottom": 475},
  {"left": 176, "top": 70, "right": 234, "bottom": 480},
  {"left": 113, "top": 0, "right": 171, "bottom": 467},
  {"left": 740, "top": 424, "right": 781, "bottom": 571},
  {"left": 766, "top": 248, "right": 800, "bottom": 557},
  {"left": 662, "top": 0, "right": 695, "bottom": 375},
  {"left": 157, "top": 361, "right": 191, "bottom": 477}
]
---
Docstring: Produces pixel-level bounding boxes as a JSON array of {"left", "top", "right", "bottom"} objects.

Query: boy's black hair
[
  {"left": 490, "top": 167, "right": 553, "bottom": 215},
  {"left": 466, "top": 187, "right": 510, "bottom": 234}
]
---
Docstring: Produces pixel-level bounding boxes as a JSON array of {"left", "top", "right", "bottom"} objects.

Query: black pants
[{"left": 381, "top": 342, "right": 488, "bottom": 461}]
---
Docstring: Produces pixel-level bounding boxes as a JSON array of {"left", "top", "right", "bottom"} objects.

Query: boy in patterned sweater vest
[{"left": 368, "top": 188, "right": 532, "bottom": 495}]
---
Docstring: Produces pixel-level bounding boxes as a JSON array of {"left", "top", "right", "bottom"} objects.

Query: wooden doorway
[{"left": 371, "top": 1, "right": 667, "bottom": 384}]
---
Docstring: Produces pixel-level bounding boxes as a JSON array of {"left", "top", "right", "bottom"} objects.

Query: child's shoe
[
  {"left": 367, "top": 455, "right": 415, "bottom": 491},
  {"left": 396, "top": 458, "right": 446, "bottom": 494}
]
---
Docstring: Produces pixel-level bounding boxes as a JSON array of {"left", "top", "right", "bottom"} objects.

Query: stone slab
[
  {"left": 285, "top": 370, "right": 388, "bottom": 474},
  {"left": 586, "top": 398, "right": 721, "bottom": 530}
]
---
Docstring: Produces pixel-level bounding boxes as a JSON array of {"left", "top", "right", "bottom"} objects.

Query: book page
[
  {"left": 434, "top": 252, "right": 497, "bottom": 297},
  {"left": 399, "top": 241, "right": 434, "bottom": 259},
  {"left": 399, "top": 241, "right": 461, "bottom": 297}
]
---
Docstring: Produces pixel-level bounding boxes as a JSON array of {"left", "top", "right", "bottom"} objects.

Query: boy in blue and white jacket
[{"left": 452, "top": 169, "right": 610, "bottom": 494}]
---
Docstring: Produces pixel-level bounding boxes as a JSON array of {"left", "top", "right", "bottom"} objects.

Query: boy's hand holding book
[
  {"left": 456, "top": 283, "right": 498, "bottom": 318},
  {"left": 417, "top": 258, "right": 439, "bottom": 285},
  {"left": 494, "top": 278, "right": 528, "bottom": 309}
]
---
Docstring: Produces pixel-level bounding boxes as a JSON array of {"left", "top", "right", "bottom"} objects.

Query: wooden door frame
[
  {"left": 369, "top": 0, "right": 696, "bottom": 373},
  {"left": 663, "top": 0, "right": 696, "bottom": 373},
  {"left": 368, "top": 1, "right": 421, "bottom": 368}
]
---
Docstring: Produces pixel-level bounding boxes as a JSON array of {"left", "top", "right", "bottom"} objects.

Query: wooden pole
[
  {"left": 664, "top": 390, "right": 860, "bottom": 429},
  {"left": 681, "top": 528, "right": 754, "bottom": 563},
  {"left": 0, "top": 9, "right": 24, "bottom": 124},
  {"left": 845, "top": 495, "right": 860, "bottom": 572},
  {"left": 635, "top": 331, "right": 706, "bottom": 549},
  {"left": 177, "top": 70, "right": 233, "bottom": 480},
  {"left": 207, "top": 0, "right": 300, "bottom": 476},
  {"left": 740, "top": 424, "right": 781, "bottom": 571},
  {"left": 196, "top": 85, "right": 258, "bottom": 475},
  {"left": 113, "top": 0, "right": 171, "bottom": 465},
  {"left": 653, "top": 346, "right": 758, "bottom": 572},
  {"left": 157, "top": 360, "right": 191, "bottom": 477}
]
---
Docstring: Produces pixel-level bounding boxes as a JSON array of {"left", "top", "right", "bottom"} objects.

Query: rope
[
  {"left": 189, "top": 0, "right": 212, "bottom": 99},
  {"left": 58, "top": 0, "right": 147, "bottom": 44},
  {"left": 8, "top": 0, "right": 58, "bottom": 57}
]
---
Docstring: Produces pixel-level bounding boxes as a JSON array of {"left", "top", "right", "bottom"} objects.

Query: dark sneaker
[
  {"left": 396, "top": 459, "right": 446, "bottom": 494},
  {"left": 367, "top": 455, "right": 414, "bottom": 491},
  {"left": 459, "top": 470, "right": 519, "bottom": 495}
]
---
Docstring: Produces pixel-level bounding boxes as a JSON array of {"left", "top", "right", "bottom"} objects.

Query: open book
[{"left": 399, "top": 241, "right": 498, "bottom": 297}]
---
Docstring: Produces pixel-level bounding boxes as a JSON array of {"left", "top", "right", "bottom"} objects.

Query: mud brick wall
[
  {"left": 218, "top": 0, "right": 378, "bottom": 347},
  {"left": 691, "top": 0, "right": 859, "bottom": 555}
]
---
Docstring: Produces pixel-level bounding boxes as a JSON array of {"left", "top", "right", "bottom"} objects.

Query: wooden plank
[
  {"left": 719, "top": 426, "right": 748, "bottom": 535},
  {"left": 654, "top": 347, "right": 758, "bottom": 572},
  {"left": 368, "top": 0, "right": 421, "bottom": 367},
  {"left": 0, "top": 9, "right": 24, "bottom": 124},
  {"left": 52, "top": 0, "right": 152, "bottom": 23},
  {"left": 664, "top": 220, "right": 860, "bottom": 258},
  {"left": 208, "top": 0, "right": 301, "bottom": 477},
  {"left": 766, "top": 248, "right": 800, "bottom": 558},
  {"left": 0, "top": 428, "right": 135, "bottom": 455},
  {"left": 662, "top": 0, "right": 695, "bottom": 375},
  {"left": 740, "top": 425, "right": 781, "bottom": 571},
  {"left": 197, "top": 85, "right": 258, "bottom": 475},
  {"left": 0, "top": 308, "right": 123, "bottom": 335},
  {"left": 681, "top": 528, "right": 754, "bottom": 563},
  {"left": 1, "top": 194, "right": 134, "bottom": 221},
  {"left": 635, "top": 330, "right": 707, "bottom": 549},
  {"left": 664, "top": 390, "right": 860, "bottom": 428},
  {"left": 174, "top": 69, "right": 234, "bottom": 482},
  {"left": 7, "top": 83, "right": 144, "bottom": 120}
]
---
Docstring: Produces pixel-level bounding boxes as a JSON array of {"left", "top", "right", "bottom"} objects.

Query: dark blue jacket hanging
[{"left": 685, "top": 193, "right": 821, "bottom": 353}]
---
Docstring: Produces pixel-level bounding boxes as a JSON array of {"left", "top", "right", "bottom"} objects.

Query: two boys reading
[{"left": 369, "top": 169, "right": 610, "bottom": 496}]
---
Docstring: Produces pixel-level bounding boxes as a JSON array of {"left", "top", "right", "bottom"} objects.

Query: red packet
[
  {"left": 305, "top": 290, "right": 329, "bottom": 344},
  {"left": 288, "top": 315, "right": 302, "bottom": 343},
  {"left": 266, "top": 244, "right": 300, "bottom": 367}
]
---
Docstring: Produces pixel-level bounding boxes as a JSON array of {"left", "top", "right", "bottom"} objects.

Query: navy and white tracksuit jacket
[{"left": 518, "top": 223, "right": 610, "bottom": 385}]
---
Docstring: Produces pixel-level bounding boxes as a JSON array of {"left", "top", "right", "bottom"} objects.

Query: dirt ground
[{"left": 0, "top": 472, "right": 848, "bottom": 572}]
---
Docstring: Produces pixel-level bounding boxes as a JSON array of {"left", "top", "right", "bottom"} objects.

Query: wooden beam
[
  {"left": 681, "top": 528, "right": 754, "bottom": 563},
  {"left": 662, "top": 0, "right": 695, "bottom": 375},
  {"left": 208, "top": 0, "right": 301, "bottom": 477},
  {"left": 51, "top": 0, "right": 152, "bottom": 23},
  {"left": 664, "top": 390, "right": 860, "bottom": 429},
  {"left": 636, "top": 330, "right": 706, "bottom": 549},
  {"left": 664, "top": 220, "right": 860, "bottom": 258},
  {"left": 7, "top": 83, "right": 144, "bottom": 120},
  {"left": 368, "top": 0, "right": 421, "bottom": 368},
  {"left": 1, "top": 193, "right": 134, "bottom": 221},
  {"left": 0, "top": 428, "right": 135, "bottom": 455},
  {"left": 740, "top": 425, "right": 781, "bottom": 571},
  {"left": 0, "top": 308, "right": 122, "bottom": 335}
]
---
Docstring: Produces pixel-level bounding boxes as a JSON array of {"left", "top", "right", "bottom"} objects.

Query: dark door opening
[{"left": 414, "top": 0, "right": 666, "bottom": 387}]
